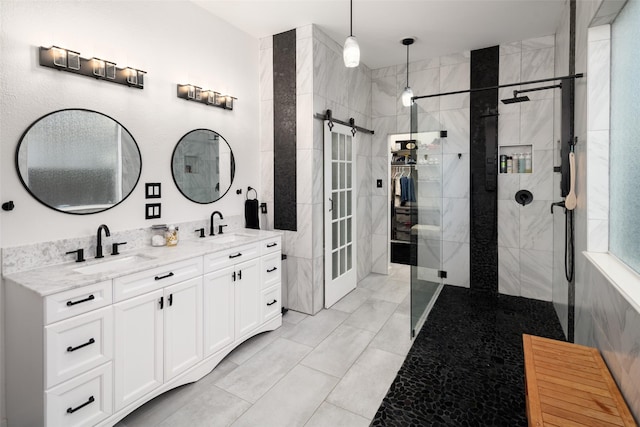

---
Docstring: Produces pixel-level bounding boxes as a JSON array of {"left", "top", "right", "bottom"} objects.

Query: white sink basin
[{"left": 73, "top": 254, "right": 155, "bottom": 275}]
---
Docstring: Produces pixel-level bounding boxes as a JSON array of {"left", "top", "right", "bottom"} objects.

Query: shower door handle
[{"left": 328, "top": 198, "right": 333, "bottom": 212}]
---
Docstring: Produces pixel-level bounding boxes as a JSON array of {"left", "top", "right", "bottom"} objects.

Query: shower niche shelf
[{"left": 499, "top": 144, "right": 533, "bottom": 174}]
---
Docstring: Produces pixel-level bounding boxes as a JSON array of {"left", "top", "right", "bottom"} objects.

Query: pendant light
[
  {"left": 343, "top": 0, "right": 360, "bottom": 67},
  {"left": 401, "top": 38, "right": 415, "bottom": 107}
]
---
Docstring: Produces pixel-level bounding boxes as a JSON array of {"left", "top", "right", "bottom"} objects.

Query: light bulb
[
  {"left": 402, "top": 86, "right": 414, "bottom": 107},
  {"left": 343, "top": 36, "right": 360, "bottom": 68}
]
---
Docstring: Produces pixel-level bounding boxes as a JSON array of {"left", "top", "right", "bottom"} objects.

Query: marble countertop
[{"left": 4, "top": 229, "right": 282, "bottom": 297}]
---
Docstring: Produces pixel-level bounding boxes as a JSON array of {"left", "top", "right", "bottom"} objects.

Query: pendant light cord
[
  {"left": 406, "top": 43, "right": 410, "bottom": 87},
  {"left": 350, "top": 0, "right": 353, "bottom": 37}
]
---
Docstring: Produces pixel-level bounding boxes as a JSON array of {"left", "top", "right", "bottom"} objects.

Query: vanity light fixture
[
  {"left": 92, "top": 58, "right": 106, "bottom": 77},
  {"left": 39, "top": 46, "right": 146, "bottom": 89},
  {"left": 51, "top": 46, "right": 68, "bottom": 67},
  {"left": 401, "top": 38, "right": 415, "bottom": 107},
  {"left": 343, "top": 0, "right": 360, "bottom": 67},
  {"left": 177, "top": 84, "right": 236, "bottom": 111}
]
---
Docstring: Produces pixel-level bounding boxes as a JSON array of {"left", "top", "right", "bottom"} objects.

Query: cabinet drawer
[
  {"left": 203, "top": 243, "right": 259, "bottom": 273},
  {"left": 45, "top": 281, "right": 112, "bottom": 325},
  {"left": 45, "top": 362, "right": 112, "bottom": 427},
  {"left": 260, "top": 237, "right": 282, "bottom": 255},
  {"left": 114, "top": 257, "right": 203, "bottom": 302},
  {"left": 261, "top": 252, "right": 282, "bottom": 289},
  {"left": 45, "top": 307, "right": 113, "bottom": 389},
  {"left": 261, "top": 284, "right": 281, "bottom": 323}
]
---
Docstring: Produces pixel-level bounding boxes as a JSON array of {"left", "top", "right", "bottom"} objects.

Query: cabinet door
[
  {"left": 164, "top": 277, "right": 203, "bottom": 381},
  {"left": 234, "top": 258, "right": 260, "bottom": 339},
  {"left": 114, "top": 290, "right": 163, "bottom": 412},
  {"left": 203, "top": 267, "right": 235, "bottom": 357}
]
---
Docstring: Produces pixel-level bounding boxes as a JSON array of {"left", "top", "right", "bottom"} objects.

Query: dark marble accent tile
[
  {"left": 371, "top": 286, "right": 566, "bottom": 426},
  {"left": 470, "top": 46, "right": 499, "bottom": 293},
  {"left": 273, "top": 29, "right": 297, "bottom": 231}
]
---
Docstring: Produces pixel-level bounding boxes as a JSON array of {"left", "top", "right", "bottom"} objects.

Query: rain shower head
[
  {"left": 501, "top": 95, "right": 530, "bottom": 104},
  {"left": 501, "top": 90, "right": 530, "bottom": 104}
]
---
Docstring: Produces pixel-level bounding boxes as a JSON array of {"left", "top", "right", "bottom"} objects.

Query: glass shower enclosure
[
  {"left": 390, "top": 126, "right": 445, "bottom": 337},
  {"left": 408, "top": 130, "right": 444, "bottom": 337}
]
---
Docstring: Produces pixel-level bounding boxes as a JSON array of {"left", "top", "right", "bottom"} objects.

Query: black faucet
[
  {"left": 210, "top": 211, "right": 224, "bottom": 236},
  {"left": 96, "top": 224, "right": 111, "bottom": 258}
]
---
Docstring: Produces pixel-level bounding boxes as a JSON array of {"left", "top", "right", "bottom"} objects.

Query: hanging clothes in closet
[{"left": 399, "top": 175, "right": 416, "bottom": 205}]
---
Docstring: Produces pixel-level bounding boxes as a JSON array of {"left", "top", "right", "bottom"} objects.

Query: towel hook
[{"left": 247, "top": 186, "right": 258, "bottom": 200}]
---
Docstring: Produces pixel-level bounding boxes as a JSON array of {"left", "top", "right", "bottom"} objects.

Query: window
[{"left": 610, "top": 0, "right": 640, "bottom": 274}]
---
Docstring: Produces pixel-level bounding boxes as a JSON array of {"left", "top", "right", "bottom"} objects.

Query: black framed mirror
[
  {"left": 171, "top": 129, "right": 235, "bottom": 204},
  {"left": 15, "top": 109, "right": 142, "bottom": 214}
]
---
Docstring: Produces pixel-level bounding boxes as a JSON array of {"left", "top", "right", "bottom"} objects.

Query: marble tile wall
[
  {"left": 577, "top": 256, "right": 640, "bottom": 421},
  {"left": 371, "top": 52, "right": 470, "bottom": 287},
  {"left": 260, "top": 25, "right": 373, "bottom": 315},
  {"left": 497, "top": 35, "right": 557, "bottom": 301}
]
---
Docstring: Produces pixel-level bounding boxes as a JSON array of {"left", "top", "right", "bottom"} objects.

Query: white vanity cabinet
[
  {"left": 113, "top": 259, "right": 203, "bottom": 411},
  {"left": 5, "top": 280, "right": 115, "bottom": 427},
  {"left": 203, "top": 244, "right": 261, "bottom": 356},
  {"left": 5, "top": 231, "right": 282, "bottom": 427}
]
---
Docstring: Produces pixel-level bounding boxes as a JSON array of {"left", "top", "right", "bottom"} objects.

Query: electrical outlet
[
  {"left": 376, "top": 179, "right": 383, "bottom": 188},
  {"left": 260, "top": 202, "right": 267, "bottom": 213}
]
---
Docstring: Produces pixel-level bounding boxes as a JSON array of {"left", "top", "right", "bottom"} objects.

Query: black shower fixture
[
  {"left": 501, "top": 90, "right": 530, "bottom": 104},
  {"left": 501, "top": 84, "right": 562, "bottom": 104}
]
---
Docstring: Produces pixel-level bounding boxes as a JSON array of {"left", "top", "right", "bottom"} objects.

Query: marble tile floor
[
  {"left": 371, "top": 285, "right": 566, "bottom": 426},
  {"left": 116, "top": 264, "right": 414, "bottom": 427}
]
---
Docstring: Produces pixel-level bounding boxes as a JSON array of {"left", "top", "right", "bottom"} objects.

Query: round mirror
[
  {"left": 16, "top": 109, "right": 142, "bottom": 214},
  {"left": 171, "top": 129, "right": 235, "bottom": 204}
]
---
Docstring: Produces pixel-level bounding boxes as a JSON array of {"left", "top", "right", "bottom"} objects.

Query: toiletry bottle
[
  {"left": 525, "top": 152, "right": 532, "bottom": 173},
  {"left": 166, "top": 225, "right": 178, "bottom": 246},
  {"left": 500, "top": 155, "right": 507, "bottom": 173},
  {"left": 506, "top": 156, "right": 513, "bottom": 173},
  {"left": 518, "top": 153, "right": 526, "bottom": 173}
]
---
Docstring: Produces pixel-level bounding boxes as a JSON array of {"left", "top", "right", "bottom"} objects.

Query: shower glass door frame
[{"left": 409, "top": 129, "right": 445, "bottom": 337}]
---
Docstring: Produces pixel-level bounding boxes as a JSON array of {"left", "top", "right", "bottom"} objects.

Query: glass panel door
[{"left": 325, "top": 122, "right": 357, "bottom": 307}]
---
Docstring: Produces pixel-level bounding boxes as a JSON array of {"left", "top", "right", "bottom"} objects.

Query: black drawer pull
[
  {"left": 229, "top": 253, "right": 242, "bottom": 259},
  {"left": 67, "top": 338, "right": 95, "bottom": 353},
  {"left": 155, "top": 272, "right": 174, "bottom": 281},
  {"left": 266, "top": 242, "right": 277, "bottom": 248},
  {"left": 267, "top": 299, "right": 278, "bottom": 306},
  {"left": 66, "top": 396, "right": 95, "bottom": 414},
  {"left": 66, "top": 294, "right": 95, "bottom": 307},
  {"left": 267, "top": 267, "right": 278, "bottom": 273}
]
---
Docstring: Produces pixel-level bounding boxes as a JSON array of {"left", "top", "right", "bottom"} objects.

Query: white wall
[
  {"left": 0, "top": 1, "right": 260, "bottom": 248},
  {"left": 0, "top": 2, "right": 260, "bottom": 423}
]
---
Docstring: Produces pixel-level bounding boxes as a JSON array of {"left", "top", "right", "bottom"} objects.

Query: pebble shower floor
[{"left": 371, "top": 285, "right": 566, "bottom": 426}]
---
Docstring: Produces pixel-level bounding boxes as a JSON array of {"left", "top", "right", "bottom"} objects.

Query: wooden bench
[{"left": 523, "top": 334, "right": 637, "bottom": 427}]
